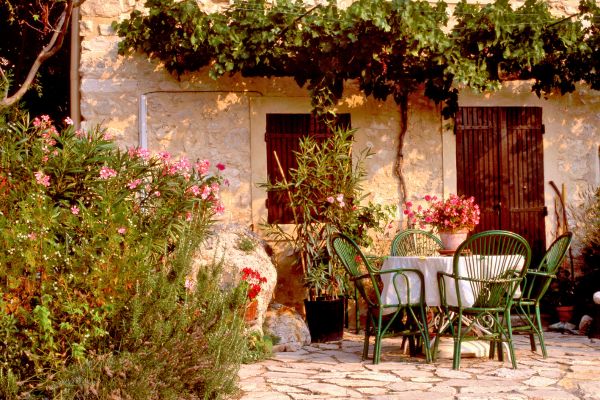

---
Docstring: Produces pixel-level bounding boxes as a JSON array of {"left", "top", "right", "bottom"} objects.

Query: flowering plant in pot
[{"left": 404, "top": 194, "right": 481, "bottom": 251}]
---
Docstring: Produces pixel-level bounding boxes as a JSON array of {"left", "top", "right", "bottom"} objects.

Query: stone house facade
[{"left": 78, "top": 0, "right": 599, "bottom": 305}]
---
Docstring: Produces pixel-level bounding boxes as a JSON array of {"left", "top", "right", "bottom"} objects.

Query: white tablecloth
[{"left": 380, "top": 256, "right": 524, "bottom": 308}]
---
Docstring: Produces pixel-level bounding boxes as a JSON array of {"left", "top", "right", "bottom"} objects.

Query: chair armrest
[{"left": 527, "top": 270, "right": 556, "bottom": 279}]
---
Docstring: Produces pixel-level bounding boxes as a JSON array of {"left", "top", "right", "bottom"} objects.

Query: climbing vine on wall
[{"left": 114, "top": 0, "right": 600, "bottom": 204}]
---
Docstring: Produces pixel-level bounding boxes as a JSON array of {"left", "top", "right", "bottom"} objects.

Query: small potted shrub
[{"left": 546, "top": 268, "right": 577, "bottom": 323}]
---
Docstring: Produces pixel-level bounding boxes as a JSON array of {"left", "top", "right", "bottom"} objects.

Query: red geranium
[{"left": 241, "top": 267, "right": 267, "bottom": 300}]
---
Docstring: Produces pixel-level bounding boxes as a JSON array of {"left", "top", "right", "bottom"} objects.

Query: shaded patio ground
[{"left": 237, "top": 330, "right": 600, "bottom": 399}]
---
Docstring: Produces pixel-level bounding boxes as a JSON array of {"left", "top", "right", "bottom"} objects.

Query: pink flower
[
  {"left": 336, "top": 193, "right": 344, "bottom": 203},
  {"left": 102, "top": 131, "right": 114, "bottom": 141},
  {"left": 186, "top": 212, "right": 193, "bottom": 221},
  {"left": 201, "top": 185, "right": 211, "bottom": 200},
  {"left": 187, "top": 185, "right": 201, "bottom": 196},
  {"left": 127, "top": 179, "right": 142, "bottom": 189},
  {"left": 117, "top": 227, "right": 126, "bottom": 235},
  {"left": 185, "top": 277, "right": 194, "bottom": 290},
  {"left": 102, "top": 167, "right": 119, "bottom": 179},
  {"left": 71, "top": 205, "right": 80, "bottom": 215},
  {"left": 34, "top": 171, "right": 50, "bottom": 187},
  {"left": 327, "top": 196, "right": 335, "bottom": 203},
  {"left": 339, "top": 201, "right": 346, "bottom": 208},
  {"left": 158, "top": 151, "right": 171, "bottom": 162},
  {"left": 137, "top": 148, "right": 150, "bottom": 160},
  {"left": 196, "top": 160, "right": 210, "bottom": 175},
  {"left": 64, "top": 117, "right": 74, "bottom": 125},
  {"left": 424, "top": 195, "right": 431, "bottom": 201},
  {"left": 216, "top": 163, "right": 226, "bottom": 171},
  {"left": 28, "top": 232, "right": 37, "bottom": 240},
  {"left": 154, "top": 191, "right": 161, "bottom": 197},
  {"left": 214, "top": 202, "right": 225, "bottom": 215},
  {"left": 405, "top": 201, "right": 413, "bottom": 208},
  {"left": 99, "top": 167, "right": 117, "bottom": 179}
]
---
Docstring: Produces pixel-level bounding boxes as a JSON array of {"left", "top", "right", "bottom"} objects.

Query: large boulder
[
  {"left": 263, "top": 303, "right": 311, "bottom": 351},
  {"left": 192, "top": 223, "right": 277, "bottom": 331}
]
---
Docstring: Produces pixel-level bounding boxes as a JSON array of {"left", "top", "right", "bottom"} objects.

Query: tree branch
[{"left": 0, "top": 0, "right": 74, "bottom": 110}]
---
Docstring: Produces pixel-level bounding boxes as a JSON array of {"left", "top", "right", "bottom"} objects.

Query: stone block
[{"left": 80, "top": 0, "right": 123, "bottom": 18}]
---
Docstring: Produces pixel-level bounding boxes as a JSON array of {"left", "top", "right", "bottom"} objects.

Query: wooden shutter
[
  {"left": 265, "top": 114, "right": 351, "bottom": 224},
  {"left": 456, "top": 107, "right": 502, "bottom": 232},
  {"left": 456, "top": 106, "right": 546, "bottom": 263},
  {"left": 504, "top": 107, "right": 546, "bottom": 262}
]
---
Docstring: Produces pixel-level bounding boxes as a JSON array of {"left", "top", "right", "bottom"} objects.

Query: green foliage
[
  {"left": 260, "top": 128, "right": 394, "bottom": 299},
  {"left": 572, "top": 186, "right": 600, "bottom": 269},
  {"left": 0, "top": 112, "right": 243, "bottom": 398},
  {"left": 242, "top": 331, "right": 276, "bottom": 364},
  {"left": 237, "top": 235, "right": 257, "bottom": 253},
  {"left": 115, "top": 0, "right": 600, "bottom": 116}
]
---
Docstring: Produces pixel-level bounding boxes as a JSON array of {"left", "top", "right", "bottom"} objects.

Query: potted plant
[
  {"left": 403, "top": 194, "right": 481, "bottom": 252},
  {"left": 261, "top": 127, "right": 394, "bottom": 342},
  {"left": 545, "top": 268, "right": 577, "bottom": 323}
]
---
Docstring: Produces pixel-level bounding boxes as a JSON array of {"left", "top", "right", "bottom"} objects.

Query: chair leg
[
  {"left": 534, "top": 305, "right": 547, "bottom": 358},
  {"left": 355, "top": 287, "right": 360, "bottom": 334},
  {"left": 416, "top": 304, "right": 432, "bottom": 362},
  {"left": 452, "top": 311, "right": 463, "bottom": 370},
  {"left": 373, "top": 313, "right": 383, "bottom": 364},
  {"left": 504, "top": 310, "right": 518, "bottom": 369},
  {"left": 363, "top": 313, "right": 372, "bottom": 360},
  {"left": 432, "top": 307, "right": 451, "bottom": 362}
]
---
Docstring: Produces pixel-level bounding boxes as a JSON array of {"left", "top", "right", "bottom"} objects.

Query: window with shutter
[{"left": 265, "top": 113, "right": 351, "bottom": 224}]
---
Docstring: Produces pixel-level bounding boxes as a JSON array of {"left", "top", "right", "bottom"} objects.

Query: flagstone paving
[{"left": 237, "top": 331, "right": 600, "bottom": 399}]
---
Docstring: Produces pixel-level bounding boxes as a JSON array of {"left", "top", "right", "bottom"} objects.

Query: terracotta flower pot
[
  {"left": 439, "top": 230, "right": 469, "bottom": 251},
  {"left": 555, "top": 305, "right": 575, "bottom": 323}
]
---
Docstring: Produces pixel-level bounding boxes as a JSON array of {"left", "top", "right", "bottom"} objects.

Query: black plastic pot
[{"left": 304, "top": 297, "right": 345, "bottom": 343}]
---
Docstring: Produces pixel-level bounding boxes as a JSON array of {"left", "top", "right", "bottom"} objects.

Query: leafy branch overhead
[{"left": 115, "top": 0, "right": 600, "bottom": 115}]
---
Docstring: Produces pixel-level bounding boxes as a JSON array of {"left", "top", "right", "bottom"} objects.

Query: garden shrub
[{"left": 0, "top": 112, "right": 246, "bottom": 399}]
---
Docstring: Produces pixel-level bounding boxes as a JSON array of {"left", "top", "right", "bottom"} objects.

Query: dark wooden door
[
  {"left": 456, "top": 107, "right": 546, "bottom": 263},
  {"left": 265, "top": 114, "right": 350, "bottom": 223}
]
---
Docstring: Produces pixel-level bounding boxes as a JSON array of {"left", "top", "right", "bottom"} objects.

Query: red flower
[{"left": 241, "top": 268, "right": 267, "bottom": 300}]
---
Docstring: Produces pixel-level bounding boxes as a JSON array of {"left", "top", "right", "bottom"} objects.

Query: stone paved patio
[{"left": 237, "top": 331, "right": 600, "bottom": 399}]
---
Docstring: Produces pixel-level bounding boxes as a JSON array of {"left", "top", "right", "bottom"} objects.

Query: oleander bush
[{"left": 0, "top": 111, "right": 246, "bottom": 399}]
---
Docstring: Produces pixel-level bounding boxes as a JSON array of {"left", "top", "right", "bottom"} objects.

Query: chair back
[
  {"left": 452, "top": 230, "right": 532, "bottom": 308},
  {"left": 329, "top": 232, "right": 381, "bottom": 308},
  {"left": 524, "top": 232, "right": 573, "bottom": 301},
  {"left": 390, "top": 229, "right": 443, "bottom": 256}
]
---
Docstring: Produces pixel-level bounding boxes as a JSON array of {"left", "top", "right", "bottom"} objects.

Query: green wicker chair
[
  {"left": 434, "top": 230, "right": 531, "bottom": 370},
  {"left": 512, "top": 232, "right": 573, "bottom": 357},
  {"left": 329, "top": 232, "right": 431, "bottom": 364},
  {"left": 391, "top": 229, "right": 443, "bottom": 257}
]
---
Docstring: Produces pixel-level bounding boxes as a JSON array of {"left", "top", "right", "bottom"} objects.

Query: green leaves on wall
[{"left": 114, "top": 0, "right": 600, "bottom": 116}]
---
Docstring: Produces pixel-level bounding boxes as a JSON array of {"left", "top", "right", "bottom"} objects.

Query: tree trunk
[{"left": 394, "top": 93, "right": 409, "bottom": 210}]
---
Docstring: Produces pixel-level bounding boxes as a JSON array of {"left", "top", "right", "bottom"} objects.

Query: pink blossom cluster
[
  {"left": 99, "top": 166, "right": 117, "bottom": 180},
  {"left": 127, "top": 147, "right": 151, "bottom": 161},
  {"left": 33, "top": 115, "right": 60, "bottom": 163},
  {"left": 404, "top": 193, "right": 480, "bottom": 232},
  {"left": 326, "top": 193, "right": 346, "bottom": 208},
  {"left": 34, "top": 171, "right": 50, "bottom": 187}
]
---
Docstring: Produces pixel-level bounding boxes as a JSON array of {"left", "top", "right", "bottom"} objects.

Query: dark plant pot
[
  {"left": 304, "top": 298, "right": 345, "bottom": 343},
  {"left": 556, "top": 305, "right": 575, "bottom": 323}
]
